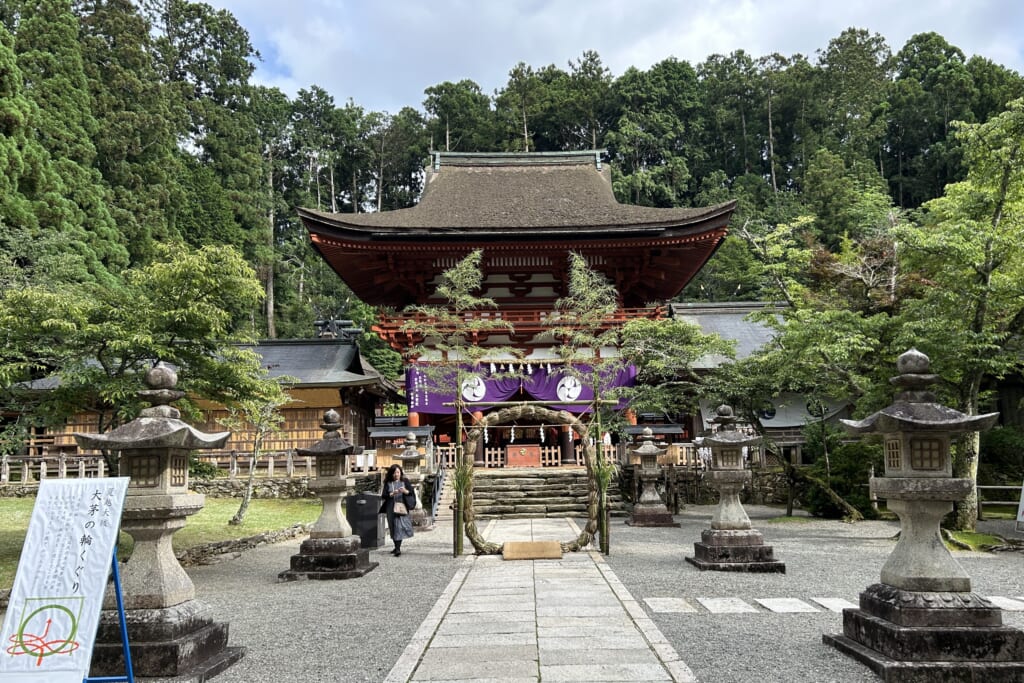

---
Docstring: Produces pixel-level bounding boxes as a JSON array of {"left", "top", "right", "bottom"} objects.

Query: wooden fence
[{"left": 1, "top": 454, "right": 107, "bottom": 484}]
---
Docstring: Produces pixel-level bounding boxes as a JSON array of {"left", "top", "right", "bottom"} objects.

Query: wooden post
[{"left": 266, "top": 454, "right": 275, "bottom": 478}]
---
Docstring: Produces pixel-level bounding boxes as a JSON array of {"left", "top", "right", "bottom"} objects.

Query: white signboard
[{"left": 0, "top": 478, "right": 129, "bottom": 683}]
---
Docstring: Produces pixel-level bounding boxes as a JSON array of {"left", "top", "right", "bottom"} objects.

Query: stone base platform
[
  {"left": 91, "top": 600, "right": 245, "bottom": 680},
  {"left": 626, "top": 504, "right": 680, "bottom": 527},
  {"left": 824, "top": 583, "right": 1024, "bottom": 682},
  {"left": 685, "top": 528, "right": 785, "bottom": 573},
  {"left": 278, "top": 535, "right": 378, "bottom": 581}
]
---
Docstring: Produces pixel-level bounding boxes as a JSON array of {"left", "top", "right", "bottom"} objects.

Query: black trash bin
[{"left": 346, "top": 492, "right": 385, "bottom": 548}]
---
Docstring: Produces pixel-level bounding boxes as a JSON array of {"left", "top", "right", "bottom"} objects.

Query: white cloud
[{"left": 208, "top": 0, "right": 1024, "bottom": 112}]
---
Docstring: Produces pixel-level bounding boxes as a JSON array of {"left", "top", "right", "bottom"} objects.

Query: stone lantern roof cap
[
  {"left": 702, "top": 404, "right": 763, "bottom": 447},
  {"left": 841, "top": 349, "right": 998, "bottom": 435},
  {"left": 297, "top": 409, "right": 358, "bottom": 457},
  {"left": 75, "top": 417, "right": 230, "bottom": 451},
  {"left": 74, "top": 364, "right": 229, "bottom": 451},
  {"left": 702, "top": 430, "right": 763, "bottom": 448},
  {"left": 632, "top": 426, "right": 666, "bottom": 456},
  {"left": 840, "top": 402, "right": 998, "bottom": 435}
]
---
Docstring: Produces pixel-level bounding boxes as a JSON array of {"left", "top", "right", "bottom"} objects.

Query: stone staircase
[{"left": 433, "top": 468, "right": 626, "bottom": 520}]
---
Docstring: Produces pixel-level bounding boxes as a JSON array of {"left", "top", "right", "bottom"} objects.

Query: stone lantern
[
  {"left": 396, "top": 431, "right": 432, "bottom": 529},
  {"left": 279, "top": 409, "right": 378, "bottom": 580},
  {"left": 685, "top": 405, "right": 784, "bottom": 573},
  {"left": 824, "top": 349, "right": 1024, "bottom": 679},
  {"left": 74, "top": 364, "right": 244, "bottom": 678},
  {"left": 627, "top": 427, "right": 678, "bottom": 527}
]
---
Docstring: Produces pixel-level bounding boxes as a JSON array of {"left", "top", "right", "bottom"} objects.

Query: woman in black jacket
[{"left": 380, "top": 464, "right": 415, "bottom": 556}]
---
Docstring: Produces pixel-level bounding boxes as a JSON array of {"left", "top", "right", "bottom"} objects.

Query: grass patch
[
  {"left": 0, "top": 497, "right": 322, "bottom": 591},
  {"left": 948, "top": 530, "right": 1005, "bottom": 551},
  {"left": 978, "top": 504, "right": 1018, "bottom": 520}
]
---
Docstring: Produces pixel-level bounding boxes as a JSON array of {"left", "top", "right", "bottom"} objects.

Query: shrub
[
  {"left": 189, "top": 454, "right": 221, "bottom": 480},
  {"left": 979, "top": 426, "right": 1024, "bottom": 485}
]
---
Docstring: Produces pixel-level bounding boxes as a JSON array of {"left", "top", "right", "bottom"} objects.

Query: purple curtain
[{"left": 406, "top": 364, "right": 637, "bottom": 415}]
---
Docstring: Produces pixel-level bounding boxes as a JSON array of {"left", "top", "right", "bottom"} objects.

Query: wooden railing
[
  {"left": 194, "top": 449, "right": 385, "bottom": 479},
  {"left": 1, "top": 454, "right": 107, "bottom": 484},
  {"left": 977, "top": 485, "right": 1023, "bottom": 520}
]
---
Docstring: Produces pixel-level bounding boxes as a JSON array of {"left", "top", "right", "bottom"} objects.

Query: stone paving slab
[
  {"left": 540, "top": 648, "right": 664, "bottom": 665},
  {"left": 755, "top": 597, "right": 820, "bottom": 613},
  {"left": 417, "top": 645, "right": 538, "bottom": 664},
  {"left": 538, "top": 634, "right": 651, "bottom": 650},
  {"left": 988, "top": 596, "right": 1024, "bottom": 611},
  {"left": 539, "top": 663, "right": 672, "bottom": 681},
  {"left": 437, "top": 619, "right": 537, "bottom": 635},
  {"left": 386, "top": 518, "right": 690, "bottom": 683},
  {"left": 429, "top": 631, "right": 537, "bottom": 647},
  {"left": 443, "top": 610, "right": 535, "bottom": 623},
  {"left": 696, "top": 597, "right": 760, "bottom": 613},
  {"left": 811, "top": 597, "right": 858, "bottom": 612},
  {"left": 645, "top": 597, "right": 699, "bottom": 613},
  {"left": 412, "top": 659, "right": 538, "bottom": 681}
]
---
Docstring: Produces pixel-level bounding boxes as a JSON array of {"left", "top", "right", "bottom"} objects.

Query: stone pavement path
[{"left": 384, "top": 518, "right": 696, "bottom": 683}]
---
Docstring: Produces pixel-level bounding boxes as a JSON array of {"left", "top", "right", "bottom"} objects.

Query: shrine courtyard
[{"left": 145, "top": 505, "right": 1024, "bottom": 683}]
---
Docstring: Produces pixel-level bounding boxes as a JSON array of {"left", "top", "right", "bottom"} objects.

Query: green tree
[
  {"left": 815, "top": 28, "right": 892, "bottom": 168},
  {"left": 220, "top": 378, "right": 291, "bottom": 525},
  {"left": 365, "top": 107, "right": 429, "bottom": 211},
  {"left": 885, "top": 32, "right": 976, "bottom": 208},
  {"left": 250, "top": 85, "right": 292, "bottom": 338},
  {"left": 893, "top": 98, "right": 1024, "bottom": 530},
  {"left": 606, "top": 58, "right": 702, "bottom": 206},
  {"left": 77, "top": 0, "right": 186, "bottom": 265},
  {"left": 0, "top": 244, "right": 268, "bottom": 465},
  {"left": 618, "top": 317, "right": 734, "bottom": 419},
  {"left": 966, "top": 56, "right": 1024, "bottom": 123},
  {"left": 14, "top": 0, "right": 126, "bottom": 282},
  {"left": 423, "top": 79, "right": 495, "bottom": 152},
  {"left": 698, "top": 50, "right": 760, "bottom": 179}
]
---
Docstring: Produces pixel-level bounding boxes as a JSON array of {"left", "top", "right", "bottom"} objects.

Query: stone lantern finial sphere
[
  {"left": 897, "top": 348, "right": 930, "bottom": 374},
  {"left": 146, "top": 364, "right": 177, "bottom": 389},
  {"left": 716, "top": 405, "right": 733, "bottom": 418},
  {"left": 321, "top": 409, "right": 342, "bottom": 431}
]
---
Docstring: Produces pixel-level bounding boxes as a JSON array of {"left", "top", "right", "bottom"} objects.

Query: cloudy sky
[{"left": 205, "top": 0, "right": 1024, "bottom": 114}]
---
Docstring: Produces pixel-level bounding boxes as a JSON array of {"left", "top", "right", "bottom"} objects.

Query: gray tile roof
[
  {"left": 243, "top": 340, "right": 379, "bottom": 387},
  {"left": 669, "top": 302, "right": 783, "bottom": 368}
]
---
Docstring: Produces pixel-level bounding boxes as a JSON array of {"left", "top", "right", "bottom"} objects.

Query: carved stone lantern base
[
  {"left": 823, "top": 583, "right": 1024, "bottom": 682},
  {"left": 686, "top": 528, "right": 786, "bottom": 573},
  {"left": 626, "top": 508, "right": 679, "bottom": 527},
  {"left": 626, "top": 500, "right": 679, "bottom": 527},
  {"left": 91, "top": 600, "right": 245, "bottom": 679},
  {"left": 278, "top": 535, "right": 379, "bottom": 581},
  {"left": 627, "top": 469, "right": 679, "bottom": 527}
]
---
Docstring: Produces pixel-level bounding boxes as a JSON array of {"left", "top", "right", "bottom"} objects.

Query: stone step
[{"left": 476, "top": 510, "right": 630, "bottom": 519}]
